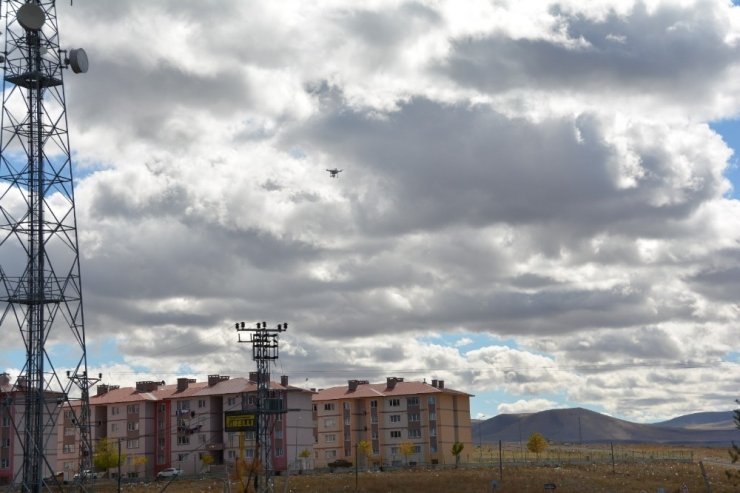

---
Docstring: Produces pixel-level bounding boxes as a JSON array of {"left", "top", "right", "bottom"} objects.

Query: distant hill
[
  {"left": 473, "top": 407, "right": 739, "bottom": 446},
  {"left": 653, "top": 411, "right": 735, "bottom": 431}
]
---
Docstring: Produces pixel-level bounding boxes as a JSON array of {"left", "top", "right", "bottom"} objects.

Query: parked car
[
  {"left": 73, "top": 470, "right": 99, "bottom": 480},
  {"left": 156, "top": 468, "right": 183, "bottom": 480},
  {"left": 328, "top": 459, "right": 352, "bottom": 471}
]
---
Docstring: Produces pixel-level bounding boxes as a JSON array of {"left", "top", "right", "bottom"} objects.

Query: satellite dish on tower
[
  {"left": 17, "top": 3, "right": 45, "bottom": 31},
  {"left": 67, "top": 48, "right": 88, "bottom": 74}
]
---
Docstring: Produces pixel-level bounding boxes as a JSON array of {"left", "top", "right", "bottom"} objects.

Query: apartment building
[
  {"left": 85, "top": 374, "right": 313, "bottom": 480},
  {"left": 0, "top": 373, "right": 62, "bottom": 486},
  {"left": 312, "top": 377, "right": 472, "bottom": 468}
]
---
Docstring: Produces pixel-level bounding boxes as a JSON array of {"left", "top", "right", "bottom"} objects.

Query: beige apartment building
[{"left": 312, "top": 377, "right": 472, "bottom": 468}]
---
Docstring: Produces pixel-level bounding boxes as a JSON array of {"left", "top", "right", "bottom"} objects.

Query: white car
[
  {"left": 156, "top": 468, "right": 183, "bottom": 479},
  {"left": 73, "top": 470, "right": 99, "bottom": 480}
]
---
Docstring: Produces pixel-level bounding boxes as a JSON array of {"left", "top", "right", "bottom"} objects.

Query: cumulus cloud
[{"left": 2, "top": 0, "right": 734, "bottom": 422}]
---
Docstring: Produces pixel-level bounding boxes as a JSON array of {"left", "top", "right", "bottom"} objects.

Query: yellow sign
[{"left": 224, "top": 412, "right": 257, "bottom": 432}]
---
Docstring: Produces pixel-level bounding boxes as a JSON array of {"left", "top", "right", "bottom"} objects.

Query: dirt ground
[{"left": 86, "top": 459, "right": 739, "bottom": 493}]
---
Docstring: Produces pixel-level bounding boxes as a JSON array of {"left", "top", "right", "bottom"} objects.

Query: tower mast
[{"left": 0, "top": 1, "right": 89, "bottom": 490}]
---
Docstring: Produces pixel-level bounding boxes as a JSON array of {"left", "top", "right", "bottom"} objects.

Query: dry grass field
[{"left": 83, "top": 447, "right": 739, "bottom": 493}]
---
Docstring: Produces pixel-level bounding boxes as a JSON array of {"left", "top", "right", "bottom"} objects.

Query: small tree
[
  {"left": 728, "top": 400, "right": 740, "bottom": 484},
  {"left": 527, "top": 432, "right": 548, "bottom": 459},
  {"left": 298, "top": 448, "right": 311, "bottom": 472},
  {"left": 133, "top": 455, "right": 147, "bottom": 479},
  {"left": 201, "top": 453, "right": 214, "bottom": 473},
  {"left": 93, "top": 437, "right": 125, "bottom": 475},
  {"left": 358, "top": 440, "right": 372, "bottom": 467},
  {"left": 451, "top": 442, "right": 464, "bottom": 469},
  {"left": 399, "top": 441, "right": 414, "bottom": 465}
]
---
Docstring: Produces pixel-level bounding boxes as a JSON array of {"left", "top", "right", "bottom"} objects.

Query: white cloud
[{"left": 1, "top": 0, "right": 735, "bottom": 422}]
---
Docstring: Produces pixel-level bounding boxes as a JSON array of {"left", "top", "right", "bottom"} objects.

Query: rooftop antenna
[{"left": 0, "top": 1, "right": 90, "bottom": 491}]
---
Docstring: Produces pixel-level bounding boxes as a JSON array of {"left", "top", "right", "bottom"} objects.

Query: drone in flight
[{"left": 326, "top": 168, "right": 343, "bottom": 178}]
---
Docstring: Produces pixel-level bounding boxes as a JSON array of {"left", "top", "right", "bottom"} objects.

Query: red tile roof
[
  {"left": 312, "top": 380, "right": 471, "bottom": 401},
  {"left": 89, "top": 377, "right": 306, "bottom": 404}
]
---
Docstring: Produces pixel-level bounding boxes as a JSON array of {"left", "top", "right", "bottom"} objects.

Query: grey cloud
[
  {"left": 287, "top": 98, "right": 721, "bottom": 240},
  {"left": 441, "top": 1, "right": 738, "bottom": 103}
]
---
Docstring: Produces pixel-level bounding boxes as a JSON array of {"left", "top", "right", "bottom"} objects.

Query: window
[
  {"left": 343, "top": 402, "right": 350, "bottom": 410},
  {"left": 111, "top": 423, "right": 118, "bottom": 432},
  {"left": 407, "top": 397, "right": 419, "bottom": 406},
  {"left": 111, "top": 407, "right": 120, "bottom": 416},
  {"left": 323, "top": 418, "right": 336, "bottom": 428},
  {"left": 246, "top": 431, "right": 256, "bottom": 441},
  {"left": 227, "top": 396, "right": 236, "bottom": 406},
  {"left": 248, "top": 395, "right": 257, "bottom": 405},
  {"left": 63, "top": 444, "right": 74, "bottom": 453},
  {"left": 428, "top": 396, "right": 436, "bottom": 405},
  {"left": 245, "top": 448, "right": 254, "bottom": 459},
  {"left": 1, "top": 416, "right": 9, "bottom": 427},
  {"left": 178, "top": 453, "right": 187, "bottom": 462},
  {"left": 324, "top": 403, "right": 335, "bottom": 411},
  {"left": 344, "top": 417, "right": 350, "bottom": 425},
  {"left": 408, "top": 414, "right": 420, "bottom": 422},
  {"left": 388, "top": 399, "right": 400, "bottom": 407},
  {"left": 126, "top": 439, "right": 139, "bottom": 449},
  {"left": 227, "top": 450, "right": 236, "bottom": 460},
  {"left": 325, "top": 434, "right": 336, "bottom": 443},
  {"left": 430, "top": 427, "right": 436, "bottom": 437},
  {"left": 372, "top": 431, "right": 378, "bottom": 440},
  {"left": 276, "top": 448, "right": 284, "bottom": 457},
  {"left": 408, "top": 429, "right": 421, "bottom": 439},
  {"left": 429, "top": 412, "right": 436, "bottom": 421},
  {"left": 370, "top": 400, "right": 377, "bottom": 408},
  {"left": 127, "top": 421, "right": 139, "bottom": 431},
  {"left": 275, "top": 430, "right": 283, "bottom": 440},
  {"left": 127, "top": 472, "right": 139, "bottom": 479},
  {"left": 0, "top": 459, "right": 8, "bottom": 469},
  {"left": 64, "top": 410, "right": 74, "bottom": 420},
  {"left": 390, "top": 431, "right": 401, "bottom": 438},
  {"left": 177, "top": 436, "right": 190, "bottom": 445},
  {"left": 177, "top": 400, "right": 190, "bottom": 411},
  {"left": 325, "top": 450, "right": 337, "bottom": 459},
  {"left": 228, "top": 433, "right": 237, "bottom": 447},
  {"left": 372, "top": 445, "right": 379, "bottom": 454},
  {"left": 371, "top": 415, "right": 378, "bottom": 424},
  {"left": 391, "top": 447, "right": 399, "bottom": 455},
  {"left": 159, "top": 403, "right": 166, "bottom": 412},
  {"left": 158, "top": 437, "right": 165, "bottom": 450},
  {"left": 126, "top": 404, "right": 139, "bottom": 414},
  {"left": 390, "top": 415, "right": 401, "bottom": 423},
  {"left": 1, "top": 438, "right": 9, "bottom": 448},
  {"left": 413, "top": 445, "right": 422, "bottom": 453},
  {"left": 198, "top": 399, "right": 206, "bottom": 408},
  {"left": 199, "top": 434, "right": 207, "bottom": 444}
]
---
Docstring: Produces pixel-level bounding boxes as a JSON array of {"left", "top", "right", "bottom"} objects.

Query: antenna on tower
[
  {"left": 236, "top": 321, "right": 289, "bottom": 493},
  {"left": 0, "top": 0, "right": 91, "bottom": 490}
]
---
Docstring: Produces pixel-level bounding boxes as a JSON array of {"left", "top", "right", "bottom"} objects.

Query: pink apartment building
[{"left": 82, "top": 374, "right": 313, "bottom": 480}]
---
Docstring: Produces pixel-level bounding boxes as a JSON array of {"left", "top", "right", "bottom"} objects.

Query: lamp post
[{"left": 478, "top": 414, "right": 486, "bottom": 462}]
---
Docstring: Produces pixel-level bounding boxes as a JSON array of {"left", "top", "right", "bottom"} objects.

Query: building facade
[
  {"left": 84, "top": 374, "right": 314, "bottom": 480},
  {"left": 312, "top": 377, "right": 472, "bottom": 468}
]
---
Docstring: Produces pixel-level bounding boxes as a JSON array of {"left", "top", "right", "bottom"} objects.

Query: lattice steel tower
[
  {"left": 236, "top": 321, "right": 288, "bottom": 493},
  {"left": 0, "top": 1, "right": 89, "bottom": 491}
]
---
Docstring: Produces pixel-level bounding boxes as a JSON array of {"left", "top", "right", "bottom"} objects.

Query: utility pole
[
  {"left": 236, "top": 321, "right": 288, "bottom": 493},
  {"left": 0, "top": 2, "right": 90, "bottom": 491}
]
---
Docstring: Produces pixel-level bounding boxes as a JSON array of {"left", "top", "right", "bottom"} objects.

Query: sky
[{"left": 3, "top": 0, "right": 740, "bottom": 424}]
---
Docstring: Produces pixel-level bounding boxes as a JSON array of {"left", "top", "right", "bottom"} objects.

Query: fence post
[{"left": 610, "top": 442, "right": 615, "bottom": 474}]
